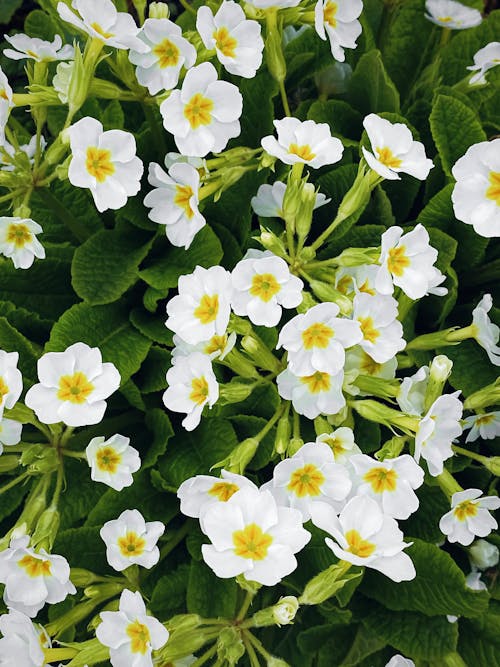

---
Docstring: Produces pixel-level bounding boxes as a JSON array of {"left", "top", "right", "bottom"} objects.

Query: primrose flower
[
  {"left": 144, "top": 161, "right": 205, "bottom": 249},
  {"left": 345, "top": 347, "right": 398, "bottom": 381},
  {"left": 251, "top": 181, "right": 330, "bottom": 218},
  {"left": 200, "top": 487, "right": 310, "bottom": 586},
  {"left": 352, "top": 293, "right": 405, "bottom": 364},
  {"left": 171, "top": 332, "right": 236, "bottom": 363},
  {"left": 86, "top": 434, "right": 141, "bottom": 491},
  {"left": 469, "top": 538, "right": 499, "bottom": 569},
  {"left": 335, "top": 264, "right": 378, "bottom": 298},
  {"left": 277, "top": 367, "right": 346, "bottom": 420},
  {"left": 467, "top": 42, "right": 500, "bottom": 85},
  {"left": 0, "top": 217, "right": 45, "bottom": 270},
  {"left": 0, "top": 417, "right": 22, "bottom": 455},
  {"left": 177, "top": 469, "right": 258, "bottom": 518},
  {"left": 314, "top": 0, "right": 363, "bottom": 62},
  {"left": 160, "top": 62, "right": 242, "bottom": 157},
  {"left": 439, "top": 489, "right": 500, "bottom": 546},
  {"left": 425, "top": 0, "right": 482, "bottom": 29},
  {"left": 315, "top": 427, "right": 362, "bottom": 464},
  {"left": 311, "top": 496, "right": 416, "bottom": 582},
  {"left": 397, "top": 366, "right": 429, "bottom": 416},
  {"left": 25, "top": 342, "right": 121, "bottom": 427},
  {"left": 129, "top": 18, "right": 197, "bottom": 95},
  {"left": 0, "top": 609, "right": 50, "bottom": 667},
  {"left": 0, "top": 350, "right": 22, "bottom": 418},
  {"left": 96, "top": 589, "right": 169, "bottom": 667},
  {"left": 362, "top": 114, "right": 433, "bottom": 181},
  {"left": 0, "top": 66, "right": 13, "bottom": 142},
  {"left": 262, "top": 118, "right": 344, "bottom": 169},
  {"left": 67, "top": 116, "right": 143, "bottom": 212},
  {"left": 100, "top": 510, "right": 164, "bottom": 572},
  {"left": 197, "top": 1, "right": 264, "bottom": 78},
  {"left": 471, "top": 294, "right": 500, "bottom": 365},
  {"left": 3, "top": 33, "right": 74, "bottom": 62},
  {"left": 463, "top": 411, "right": 500, "bottom": 443},
  {"left": 385, "top": 658, "right": 415, "bottom": 667}
]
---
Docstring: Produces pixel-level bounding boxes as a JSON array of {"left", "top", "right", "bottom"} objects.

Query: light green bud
[
  {"left": 70, "top": 568, "right": 103, "bottom": 587},
  {"left": 333, "top": 247, "right": 380, "bottom": 267},
  {"left": 287, "top": 437, "right": 304, "bottom": 457},
  {"left": 375, "top": 436, "right": 407, "bottom": 461},
  {"left": 222, "top": 348, "right": 260, "bottom": 379},
  {"left": 219, "top": 379, "right": 256, "bottom": 404},
  {"left": 166, "top": 614, "right": 202, "bottom": 633},
  {"left": 252, "top": 596, "right": 299, "bottom": 627},
  {"left": 0, "top": 456, "right": 20, "bottom": 473},
  {"left": 267, "top": 658, "right": 291, "bottom": 667},
  {"left": 20, "top": 444, "right": 59, "bottom": 474},
  {"left": 149, "top": 1, "right": 170, "bottom": 18},
  {"left": 464, "top": 379, "right": 500, "bottom": 411},
  {"left": 259, "top": 228, "right": 288, "bottom": 259},
  {"left": 241, "top": 335, "right": 282, "bottom": 373},
  {"left": 90, "top": 78, "right": 128, "bottom": 100},
  {"left": 84, "top": 582, "right": 125, "bottom": 600},
  {"left": 308, "top": 280, "right": 352, "bottom": 315},
  {"left": 58, "top": 638, "right": 109, "bottom": 666},
  {"left": 212, "top": 438, "right": 260, "bottom": 474},
  {"left": 217, "top": 627, "right": 245, "bottom": 666},
  {"left": 354, "top": 375, "right": 399, "bottom": 400},
  {"left": 299, "top": 561, "right": 354, "bottom": 606},
  {"left": 352, "top": 400, "right": 419, "bottom": 433},
  {"left": 295, "top": 182, "right": 317, "bottom": 241},
  {"left": 228, "top": 314, "right": 253, "bottom": 336},
  {"left": 469, "top": 539, "right": 499, "bottom": 570},
  {"left": 274, "top": 414, "right": 290, "bottom": 455},
  {"left": 314, "top": 416, "right": 331, "bottom": 435},
  {"left": 265, "top": 9, "right": 286, "bottom": 84},
  {"left": 424, "top": 355, "right": 453, "bottom": 412},
  {"left": 31, "top": 507, "right": 60, "bottom": 551}
]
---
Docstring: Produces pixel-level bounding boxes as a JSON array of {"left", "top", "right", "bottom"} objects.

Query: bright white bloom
[
  {"left": 197, "top": 1, "right": 264, "bottom": 78},
  {"left": 349, "top": 454, "right": 424, "bottom": 520},
  {"left": 344, "top": 347, "right": 398, "bottom": 380},
  {"left": 165, "top": 265, "right": 232, "bottom": 345},
  {"left": 251, "top": 181, "right": 330, "bottom": 218},
  {"left": 144, "top": 161, "right": 205, "bottom": 249},
  {"left": 262, "top": 441, "right": 352, "bottom": 521},
  {"left": 100, "top": 509, "right": 164, "bottom": 572},
  {"left": 451, "top": 139, "right": 500, "bottom": 238},
  {"left": 468, "top": 42, "right": 500, "bottom": 85},
  {"left": 160, "top": 62, "right": 242, "bottom": 157},
  {"left": 335, "top": 264, "right": 378, "bottom": 298},
  {"left": 3, "top": 34, "right": 73, "bottom": 62},
  {"left": 425, "top": 0, "right": 482, "bottom": 29},
  {"left": 0, "top": 536, "right": 75, "bottom": 617},
  {"left": 426, "top": 266, "right": 448, "bottom": 296},
  {"left": 375, "top": 224, "right": 440, "bottom": 300},
  {"left": 397, "top": 366, "right": 429, "bottom": 416},
  {"left": 0, "top": 217, "right": 45, "bottom": 270},
  {"left": 200, "top": 487, "right": 310, "bottom": 586},
  {"left": 277, "top": 367, "right": 345, "bottom": 419},
  {"left": 57, "top": 0, "right": 147, "bottom": 51},
  {"left": 67, "top": 117, "right": 143, "bottom": 213},
  {"left": 277, "top": 302, "right": 362, "bottom": 377},
  {"left": 315, "top": 427, "right": 362, "bottom": 464},
  {"left": 0, "top": 66, "right": 13, "bottom": 142},
  {"left": 362, "top": 114, "right": 433, "bottom": 181},
  {"left": 0, "top": 609, "right": 49, "bottom": 667},
  {"left": 439, "top": 488, "right": 500, "bottom": 546},
  {"left": 352, "top": 292, "right": 405, "bottom": 363},
  {"left": 96, "top": 589, "right": 169, "bottom": 667},
  {"left": 25, "top": 342, "right": 121, "bottom": 427},
  {"left": 0, "top": 350, "right": 22, "bottom": 419},
  {"left": 163, "top": 352, "right": 219, "bottom": 431},
  {"left": 463, "top": 411, "right": 500, "bottom": 443},
  {"left": 231, "top": 249, "right": 303, "bottom": 327},
  {"left": 471, "top": 294, "right": 500, "bottom": 365},
  {"left": 385, "top": 657, "right": 415, "bottom": 667},
  {"left": 469, "top": 538, "right": 499, "bottom": 569},
  {"left": 171, "top": 332, "right": 236, "bottom": 363},
  {"left": 0, "top": 417, "right": 22, "bottom": 455},
  {"left": 414, "top": 392, "right": 463, "bottom": 476},
  {"left": 86, "top": 434, "right": 141, "bottom": 491},
  {"left": 314, "top": 0, "right": 363, "bottom": 62},
  {"left": 178, "top": 469, "right": 258, "bottom": 518},
  {"left": 262, "top": 118, "right": 344, "bottom": 169},
  {"left": 465, "top": 570, "right": 487, "bottom": 591},
  {"left": 129, "top": 19, "right": 196, "bottom": 95}
]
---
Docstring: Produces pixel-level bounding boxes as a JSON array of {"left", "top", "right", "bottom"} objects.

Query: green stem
[
  {"left": 243, "top": 632, "right": 262, "bottom": 667},
  {"left": 0, "top": 189, "right": 24, "bottom": 204},
  {"left": 244, "top": 631, "right": 272, "bottom": 661},
  {"left": 157, "top": 521, "right": 191, "bottom": 564},
  {"left": 50, "top": 463, "right": 65, "bottom": 510},
  {"left": 236, "top": 590, "right": 255, "bottom": 622},
  {"left": 0, "top": 471, "right": 30, "bottom": 496},
  {"left": 279, "top": 80, "right": 291, "bottom": 116},
  {"left": 452, "top": 445, "right": 488, "bottom": 465},
  {"left": 293, "top": 409, "right": 300, "bottom": 439},
  {"left": 191, "top": 643, "right": 218, "bottom": 667},
  {"left": 60, "top": 448, "right": 86, "bottom": 460},
  {"left": 255, "top": 402, "right": 287, "bottom": 441},
  {"left": 178, "top": 0, "right": 197, "bottom": 14}
]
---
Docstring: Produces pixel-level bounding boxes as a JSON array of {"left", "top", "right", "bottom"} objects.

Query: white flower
[
  {"left": 171, "top": 332, "right": 236, "bottom": 363},
  {"left": 277, "top": 302, "right": 362, "bottom": 377},
  {"left": 463, "top": 411, "right": 500, "bottom": 443},
  {"left": 349, "top": 454, "right": 424, "bottom": 520},
  {"left": 315, "top": 427, "right": 362, "bottom": 464},
  {"left": 86, "top": 434, "right": 141, "bottom": 491},
  {"left": 0, "top": 350, "right": 22, "bottom": 419},
  {"left": 311, "top": 496, "right": 416, "bottom": 581},
  {"left": 100, "top": 509, "right": 164, "bottom": 572},
  {"left": 414, "top": 392, "right": 463, "bottom": 477},
  {"left": 314, "top": 0, "right": 363, "bottom": 62},
  {"left": 57, "top": 0, "right": 147, "bottom": 51},
  {"left": 352, "top": 292, "right": 405, "bottom": 364},
  {"left": 164, "top": 151, "right": 208, "bottom": 173},
  {"left": 67, "top": 116, "right": 143, "bottom": 213},
  {"left": 427, "top": 266, "right": 448, "bottom": 296},
  {"left": 1, "top": 135, "right": 46, "bottom": 172},
  {"left": 144, "top": 161, "right": 205, "bottom": 249},
  {"left": 469, "top": 538, "right": 499, "bottom": 570},
  {"left": 3, "top": 34, "right": 74, "bottom": 62},
  {"left": 0, "top": 66, "right": 13, "bottom": 143},
  {"left": 163, "top": 352, "right": 219, "bottom": 431},
  {"left": 425, "top": 0, "right": 482, "bottom": 29},
  {"left": 231, "top": 250, "right": 303, "bottom": 327},
  {"left": 277, "top": 367, "right": 345, "bottom": 420},
  {"left": 197, "top": 1, "right": 264, "bottom": 78},
  {"left": 165, "top": 265, "right": 232, "bottom": 345},
  {"left": 251, "top": 181, "right": 330, "bottom": 218},
  {"left": 245, "top": 0, "right": 300, "bottom": 6},
  {"left": 25, "top": 342, "right": 121, "bottom": 427},
  {"left": 0, "top": 536, "right": 76, "bottom": 617},
  {"left": 0, "top": 609, "right": 49, "bottom": 667},
  {"left": 96, "top": 589, "right": 169, "bottom": 667},
  {"left": 177, "top": 469, "right": 258, "bottom": 518},
  {"left": 0, "top": 217, "right": 45, "bottom": 270},
  {"left": 439, "top": 488, "right": 500, "bottom": 546},
  {"left": 0, "top": 417, "right": 22, "bottom": 455},
  {"left": 200, "top": 487, "right": 310, "bottom": 586},
  {"left": 465, "top": 570, "right": 487, "bottom": 591},
  {"left": 451, "top": 139, "right": 500, "bottom": 238},
  {"left": 344, "top": 347, "right": 398, "bottom": 380},
  {"left": 129, "top": 18, "right": 197, "bottom": 95},
  {"left": 160, "top": 62, "right": 242, "bottom": 157},
  {"left": 262, "top": 441, "right": 352, "bottom": 521},
  {"left": 335, "top": 264, "right": 378, "bottom": 298},
  {"left": 262, "top": 118, "right": 343, "bottom": 169},
  {"left": 362, "top": 114, "right": 433, "bottom": 181},
  {"left": 470, "top": 293, "right": 500, "bottom": 365},
  {"left": 375, "top": 224, "right": 440, "bottom": 300},
  {"left": 397, "top": 366, "right": 429, "bottom": 416},
  {"left": 385, "top": 657, "right": 415, "bottom": 667},
  {"left": 52, "top": 60, "right": 73, "bottom": 104},
  {"left": 468, "top": 42, "right": 500, "bottom": 85}
]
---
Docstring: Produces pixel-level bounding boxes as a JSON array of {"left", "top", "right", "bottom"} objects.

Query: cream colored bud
[
  {"left": 149, "top": 2, "right": 170, "bottom": 18},
  {"left": 469, "top": 539, "right": 500, "bottom": 570}
]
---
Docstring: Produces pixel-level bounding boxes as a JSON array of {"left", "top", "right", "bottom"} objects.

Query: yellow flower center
[
  {"left": 233, "top": 523, "right": 273, "bottom": 560},
  {"left": 453, "top": 500, "right": 479, "bottom": 521},
  {"left": 204, "top": 335, "right": 227, "bottom": 355},
  {"left": 302, "top": 322, "right": 334, "bottom": 350},
  {"left": 194, "top": 294, "right": 219, "bottom": 324},
  {"left": 287, "top": 463, "right": 325, "bottom": 497},
  {"left": 208, "top": 481, "right": 239, "bottom": 501},
  {"left": 184, "top": 93, "right": 214, "bottom": 130},
  {"left": 363, "top": 467, "right": 398, "bottom": 493},
  {"left": 118, "top": 531, "right": 146, "bottom": 557},
  {"left": 57, "top": 371, "right": 94, "bottom": 404},
  {"left": 153, "top": 38, "right": 180, "bottom": 68},
  {"left": 0, "top": 88, "right": 8, "bottom": 100},
  {"left": 249, "top": 273, "right": 281, "bottom": 302},
  {"left": 17, "top": 555, "right": 51, "bottom": 578},
  {"left": 387, "top": 245, "right": 410, "bottom": 277},
  {"left": 301, "top": 371, "right": 331, "bottom": 394},
  {"left": 0, "top": 376, "right": 9, "bottom": 406},
  {"left": 345, "top": 529, "right": 376, "bottom": 558},
  {"left": 486, "top": 171, "right": 500, "bottom": 205},
  {"left": 359, "top": 279, "right": 376, "bottom": 295},
  {"left": 288, "top": 143, "right": 316, "bottom": 162},
  {"left": 437, "top": 16, "right": 453, "bottom": 23},
  {"left": 90, "top": 22, "right": 115, "bottom": 39},
  {"left": 322, "top": 436, "right": 346, "bottom": 456},
  {"left": 475, "top": 414, "right": 495, "bottom": 426},
  {"left": 126, "top": 620, "right": 151, "bottom": 655},
  {"left": 174, "top": 184, "right": 195, "bottom": 219},
  {"left": 213, "top": 26, "right": 238, "bottom": 58},
  {"left": 96, "top": 446, "right": 122, "bottom": 473},
  {"left": 376, "top": 146, "right": 402, "bottom": 169},
  {"left": 358, "top": 316, "right": 380, "bottom": 344},
  {"left": 85, "top": 146, "right": 115, "bottom": 183},
  {"left": 6, "top": 223, "right": 32, "bottom": 248},
  {"left": 323, "top": 1, "right": 338, "bottom": 27},
  {"left": 336, "top": 275, "right": 352, "bottom": 295},
  {"left": 189, "top": 376, "right": 209, "bottom": 406},
  {"left": 359, "top": 351, "right": 382, "bottom": 376}
]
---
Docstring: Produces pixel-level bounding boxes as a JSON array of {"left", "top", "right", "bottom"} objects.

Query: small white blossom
[
  {"left": 352, "top": 292, "right": 405, "bottom": 364},
  {"left": 171, "top": 332, "right": 236, "bottom": 364},
  {"left": 100, "top": 509, "right": 164, "bottom": 572},
  {"left": 0, "top": 417, "right": 22, "bottom": 455},
  {"left": 385, "top": 657, "right": 415, "bottom": 667},
  {"left": 463, "top": 411, "right": 500, "bottom": 443},
  {"left": 439, "top": 488, "right": 500, "bottom": 546},
  {"left": 0, "top": 66, "right": 13, "bottom": 144},
  {"left": 397, "top": 366, "right": 429, "bottom": 416},
  {"left": 425, "top": 0, "right": 482, "bottom": 29},
  {"left": 277, "top": 367, "right": 346, "bottom": 420},
  {"left": 471, "top": 294, "right": 500, "bottom": 365},
  {"left": 52, "top": 60, "right": 73, "bottom": 104},
  {"left": 3, "top": 34, "right": 73, "bottom": 62},
  {"left": 251, "top": 181, "right": 330, "bottom": 218},
  {"left": 315, "top": 427, "right": 362, "bottom": 464},
  {"left": 469, "top": 538, "right": 499, "bottom": 570},
  {"left": 467, "top": 42, "right": 500, "bottom": 85},
  {"left": 178, "top": 469, "right": 258, "bottom": 518},
  {"left": 335, "top": 264, "right": 378, "bottom": 298},
  {"left": 314, "top": 0, "right": 363, "bottom": 62},
  {"left": 0, "top": 609, "right": 49, "bottom": 667},
  {"left": 0, "top": 217, "right": 45, "bottom": 270},
  {"left": 0, "top": 350, "right": 22, "bottom": 418},
  {"left": 344, "top": 347, "right": 398, "bottom": 381},
  {"left": 86, "top": 434, "right": 141, "bottom": 491}
]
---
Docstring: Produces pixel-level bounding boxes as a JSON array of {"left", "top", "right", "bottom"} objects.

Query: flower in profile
[
  {"left": 314, "top": 0, "right": 363, "bottom": 62},
  {"left": 311, "top": 496, "right": 416, "bottom": 582},
  {"left": 67, "top": 116, "right": 143, "bottom": 212},
  {"left": 0, "top": 350, "right": 22, "bottom": 418},
  {"left": 451, "top": 139, "right": 500, "bottom": 238},
  {"left": 0, "top": 609, "right": 50, "bottom": 667},
  {"left": 471, "top": 293, "right": 500, "bottom": 366},
  {"left": 463, "top": 411, "right": 500, "bottom": 443},
  {"left": 160, "top": 62, "right": 242, "bottom": 157},
  {"left": 178, "top": 469, "right": 258, "bottom": 518},
  {"left": 171, "top": 332, "right": 236, "bottom": 364},
  {"left": 0, "top": 417, "right": 22, "bottom": 455},
  {"left": 197, "top": 1, "right": 264, "bottom": 78},
  {"left": 25, "top": 342, "right": 121, "bottom": 427},
  {"left": 397, "top": 366, "right": 429, "bottom": 416},
  {"left": 362, "top": 114, "right": 433, "bottom": 181},
  {"left": 100, "top": 509, "right": 164, "bottom": 572},
  {"left": 86, "top": 434, "right": 141, "bottom": 491},
  {"left": 439, "top": 488, "right": 500, "bottom": 546},
  {"left": 352, "top": 293, "right": 405, "bottom": 364},
  {"left": 424, "top": 0, "right": 482, "bottom": 29},
  {"left": 3, "top": 33, "right": 74, "bottom": 62},
  {"left": 315, "top": 427, "right": 362, "bottom": 464},
  {"left": 251, "top": 181, "right": 330, "bottom": 218},
  {"left": 277, "top": 367, "right": 345, "bottom": 420},
  {"left": 0, "top": 66, "right": 13, "bottom": 143},
  {"left": 0, "top": 217, "right": 45, "bottom": 269},
  {"left": 467, "top": 42, "right": 500, "bottom": 85},
  {"left": 345, "top": 347, "right": 398, "bottom": 381},
  {"left": 262, "top": 118, "right": 343, "bottom": 169}
]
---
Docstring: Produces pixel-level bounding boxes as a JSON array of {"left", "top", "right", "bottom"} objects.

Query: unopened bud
[
  {"left": 375, "top": 435, "right": 406, "bottom": 461},
  {"left": 287, "top": 437, "right": 303, "bottom": 457},
  {"left": 217, "top": 627, "right": 245, "bottom": 666},
  {"left": 241, "top": 335, "right": 281, "bottom": 373},
  {"left": 351, "top": 400, "right": 419, "bottom": 432},
  {"left": 483, "top": 456, "right": 500, "bottom": 476},
  {"left": 333, "top": 247, "right": 380, "bottom": 267},
  {"left": 70, "top": 568, "right": 102, "bottom": 587},
  {"left": 84, "top": 582, "right": 125, "bottom": 600},
  {"left": 265, "top": 10, "right": 286, "bottom": 84},
  {"left": 469, "top": 539, "right": 500, "bottom": 570},
  {"left": 212, "top": 438, "right": 259, "bottom": 474},
  {"left": 300, "top": 561, "right": 356, "bottom": 606},
  {"left": 295, "top": 183, "right": 317, "bottom": 241},
  {"left": 259, "top": 228, "right": 288, "bottom": 259},
  {"left": 223, "top": 348, "right": 260, "bottom": 379},
  {"left": 219, "top": 379, "right": 256, "bottom": 404},
  {"left": 274, "top": 414, "right": 290, "bottom": 454},
  {"left": 308, "top": 281, "right": 352, "bottom": 315},
  {"left": 464, "top": 379, "right": 500, "bottom": 411},
  {"left": 21, "top": 444, "right": 59, "bottom": 474},
  {"left": 31, "top": 507, "right": 60, "bottom": 551},
  {"left": 0, "top": 455, "right": 20, "bottom": 473},
  {"left": 149, "top": 1, "right": 170, "bottom": 18}
]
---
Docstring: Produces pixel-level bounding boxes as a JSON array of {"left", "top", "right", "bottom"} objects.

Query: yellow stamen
[
  {"left": 96, "top": 446, "right": 122, "bottom": 473},
  {"left": 387, "top": 245, "right": 410, "bottom": 277},
  {"left": 453, "top": 500, "right": 478, "bottom": 521},
  {"left": 302, "top": 322, "right": 334, "bottom": 350},
  {"left": 437, "top": 16, "right": 453, "bottom": 23},
  {"left": 323, "top": 1, "right": 338, "bottom": 27},
  {"left": 194, "top": 294, "right": 219, "bottom": 324},
  {"left": 287, "top": 463, "right": 325, "bottom": 497},
  {"left": 126, "top": 620, "right": 151, "bottom": 655},
  {"left": 363, "top": 467, "right": 398, "bottom": 493},
  {"left": 358, "top": 316, "right": 380, "bottom": 344},
  {"left": 322, "top": 436, "right": 346, "bottom": 457},
  {"left": 486, "top": 171, "right": 500, "bottom": 205},
  {"left": 57, "top": 371, "right": 94, "bottom": 404},
  {"left": 249, "top": 273, "right": 281, "bottom": 302},
  {"left": 233, "top": 523, "right": 273, "bottom": 560},
  {"left": 85, "top": 146, "right": 115, "bottom": 183},
  {"left": 288, "top": 143, "right": 316, "bottom": 162},
  {"left": 118, "top": 531, "right": 146, "bottom": 557},
  {"left": 17, "top": 555, "right": 51, "bottom": 578},
  {"left": 345, "top": 529, "right": 376, "bottom": 558},
  {"left": 174, "top": 184, "right": 195, "bottom": 219},
  {"left": 153, "top": 38, "right": 180, "bottom": 68},
  {"left": 301, "top": 371, "right": 331, "bottom": 394},
  {"left": 6, "top": 223, "right": 32, "bottom": 248},
  {"left": 0, "top": 89, "right": 8, "bottom": 100},
  {"left": 213, "top": 26, "right": 237, "bottom": 58},
  {"left": 208, "top": 481, "right": 239, "bottom": 501},
  {"left": 190, "top": 376, "right": 209, "bottom": 405},
  {"left": 376, "top": 146, "right": 402, "bottom": 169},
  {"left": 184, "top": 93, "right": 214, "bottom": 130}
]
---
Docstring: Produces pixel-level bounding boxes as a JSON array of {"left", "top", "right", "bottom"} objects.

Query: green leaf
[
  {"left": 339, "top": 624, "right": 386, "bottom": 667},
  {"left": 24, "top": 9, "right": 56, "bottom": 39},
  {"left": 130, "top": 307, "right": 172, "bottom": 346},
  {"left": 218, "top": 383, "right": 280, "bottom": 421},
  {"left": 427, "top": 227, "right": 457, "bottom": 273},
  {"left": 59, "top": 458, "right": 105, "bottom": 530},
  {"left": 238, "top": 72, "right": 279, "bottom": 147},
  {"left": 150, "top": 564, "right": 190, "bottom": 617},
  {"left": 102, "top": 100, "right": 124, "bottom": 131},
  {"left": 186, "top": 559, "right": 238, "bottom": 618},
  {"left": 347, "top": 50, "right": 400, "bottom": 116},
  {"left": 54, "top": 526, "right": 106, "bottom": 573},
  {"left": 120, "top": 378, "right": 146, "bottom": 411},
  {"left": 0, "top": 478, "right": 30, "bottom": 523},
  {"left": 307, "top": 100, "right": 363, "bottom": 145},
  {"left": 134, "top": 347, "right": 171, "bottom": 395},
  {"left": 459, "top": 608, "right": 500, "bottom": 667},
  {"left": 0, "top": 300, "right": 51, "bottom": 344},
  {"left": 283, "top": 27, "right": 333, "bottom": 87},
  {"left": 0, "top": 0, "right": 22, "bottom": 24},
  {"left": 439, "top": 339, "right": 500, "bottom": 397},
  {"left": 0, "top": 317, "right": 39, "bottom": 382},
  {"left": 400, "top": 485, "right": 450, "bottom": 542},
  {"left": 142, "top": 409, "right": 174, "bottom": 468}
]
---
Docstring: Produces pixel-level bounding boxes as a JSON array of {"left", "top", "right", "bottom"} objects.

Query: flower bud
[
  {"left": 424, "top": 355, "right": 453, "bottom": 412},
  {"left": 299, "top": 561, "right": 354, "bottom": 606},
  {"left": 251, "top": 596, "right": 299, "bottom": 628},
  {"left": 351, "top": 400, "right": 419, "bottom": 432},
  {"left": 287, "top": 437, "right": 304, "bottom": 457},
  {"left": 464, "top": 379, "right": 500, "bottom": 411},
  {"left": 31, "top": 506, "right": 60, "bottom": 551},
  {"left": 229, "top": 314, "right": 253, "bottom": 336},
  {"left": 296, "top": 182, "right": 317, "bottom": 240},
  {"left": 274, "top": 413, "right": 290, "bottom": 454},
  {"left": 219, "top": 379, "right": 256, "bottom": 404},
  {"left": 212, "top": 438, "right": 259, "bottom": 474},
  {"left": 0, "top": 455, "right": 20, "bottom": 473},
  {"left": 258, "top": 228, "right": 288, "bottom": 259},
  {"left": 222, "top": 348, "right": 260, "bottom": 379},
  {"left": 70, "top": 568, "right": 103, "bottom": 587},
  {"left": 333, "top": 247, "right": 380, "bottom": 267},
  {"left": 265, "top": 10, "right": 286, "bottom": 84},
  {"left": 217, "top": 627, "right": 245, "bottom": 666},
  {"left": 84, "top": 582, "right": 125, "bottom": 600},
  {"left": 375, "top": 435, "right": 406, "bottom": 461},
  {"left": 267, "top": 658, "right": 291, "bottom": 667},
  {"left": 308, "top": 281, "right": 352, "bottom": 315},
  {"left": 314, "top": 416, "right": 331, "bottom": 435},
  {"left": 20, "top": 444, "right": 59, "bottom": 474},
  {"left": 469, "top": 539, "right": 500, "bottom": 570},
  {"left": 149, "top": 1, "right": 170, "bottom": 18},
  {"left": 241, "top": 335, "right": 282, "bottom": 373},
  {"left": 483, "top": 456, "right": 500, "bottom": 476}
]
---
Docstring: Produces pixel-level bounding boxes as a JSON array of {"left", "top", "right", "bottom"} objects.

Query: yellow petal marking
[
  {"left": 7, "top": 223, "right": 32, "bottom": 248},
  {"left": 302, "top": 322, "right": 334, "bottom": 350},
  {"left": 453, "top": 500, "right": 479, "bottom": 521},
  {"left": 153, "top": 38, "right": 180, "bottom": 68},
  {"left": 0, "top": 376, "right": 9, "bottom": 406},
  {"left": 287, "top": 463, "right": 325, "bottom": 497},
  {"left": 90, "top": 22, "right": 115, "bottom": 39},
  {"left": 213, "top": 26, "right": 238, "bottom": 58},
  {"left": 358, "top": 316, "right": 380, "bottom": 344},
  {"left": 359, "top": 350, "right": 382, "bottom": 376},
  {"left": 194, "top": 294, "right": 219, "bottom": 324},
  {"left": 249, "top": 273, "right": 281, "bottom": 302},
  {"left": 184, "top": 92, "right": 214, "bottom": 129},
  {"left": 118, "top": 531, "right": 146, "bottom": 557},
  {"left": 17, "top": 555, "right": 51, "bottom": 578},
  {"left": 96, "top": 446, "right": 122, "bottom": 473},
  {"left": 376, "top": 146, "right": 402, "bottom": 169},
  {"left": 189, "top": 376, "right": 209, "bottom": 406},
  {"left": 174, "top": 184, "right": 195, "bottom": 219},
  {"left": 486, "top": 171, "right": 500, "bottom": 205},
  {"left": 208, "top": 481, "right": 239, "bottom": 501},
  {"left": 324, "top": 1, "right": 338, "bottom": 27},
  {"left": 233, "top": 523, "right": 273, "bottom": 560},
  {"left": 387, "top": 245, "right": 410, "bottom": 277},
  {"left": 363, "top": 467, "right": 398, "bottom": 493},
  {"left": 301, "top": 371, "right": 331, "bottom": 394},
  {"left": 475, "top": 414, "right": 495, "bottom": 426},
  {"left": 85, "top": 146, "right": 115, "bottom": 183},
  {"left": 204, "top": 335, "right": 227, "bottom": 355},
  {"left": 126, "top": 620, "right": 151, "bottom": 654},
  {"left": 345, "top": 529, "right": 376, "bottom": 558},
  {"left": 288, "top": 143, "right": 316, "bottom": 162},
  {"left": 57, "top": 371, "right": 94, "bottom": 404},
  {"left": 322, "top": 435, "right": 346, "bottom": 457}
]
